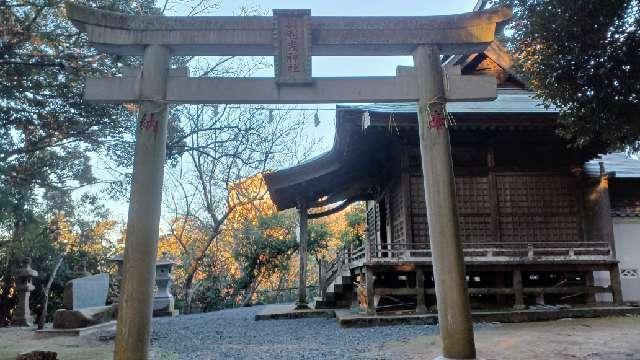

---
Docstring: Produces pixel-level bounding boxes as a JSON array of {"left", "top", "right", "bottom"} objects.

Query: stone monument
[
  {"left": 12, "top": 257, "right": 38, "bottom": 327},
  {"left": 51, "top": 272, "right": 113, "bottom": 330},
  {"left": 63, "top": 273, "right": 109, "bottom": 310}
]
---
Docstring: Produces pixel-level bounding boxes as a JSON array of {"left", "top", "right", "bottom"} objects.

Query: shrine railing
[
  {"left": 319, "top": 250, "right": 349, "bottom": 297},
  {"left": 354, "top": 241, "right": 613, "bottom": 265}
]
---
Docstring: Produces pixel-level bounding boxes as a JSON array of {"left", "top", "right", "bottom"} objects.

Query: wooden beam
[
  {"left": 377, "top": 286, "right": 608, "bottom": 297},
  {"left": 85, "top": 76, "right": 417, "bottom": 104},
  {"left": 66, "top": 3, "right": 512, "bottom": 56},
  {"left": 444, "top": 74, "right": 497, "bottom": 102},
  {"left": 308, "top": 199, "right": 354, "bottom": 219},
  {"left": 85, "top": 73, "right": 496, "bottom": 104}
]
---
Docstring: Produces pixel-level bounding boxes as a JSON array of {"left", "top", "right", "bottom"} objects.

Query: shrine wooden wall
[{"left": 365, "top": 140, "right": 597, "bottom": 251}]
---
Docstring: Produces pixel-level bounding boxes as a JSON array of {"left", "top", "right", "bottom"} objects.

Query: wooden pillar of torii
[
  {"left": 114, "top": 44, "right": 171, "bottom": 359},
  {"left": 415, "top": 46, "right": 475, "bottom": 358},
  {"left": 66, "top": 3, "right": 510, "bottom": 359}
]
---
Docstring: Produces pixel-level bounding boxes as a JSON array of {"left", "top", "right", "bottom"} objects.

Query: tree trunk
[
  {"left": 37, "top": 254, "right": 64, "bottom": 330},
  {"left": 241, "top": 278, "right": 260, "bottom": 307},
  {"left": 184, "top": 272, "right": 195, "bottom": 314},
  {"left": 316, "top": 256, "right": 323, "bottom": 298},
  {"left": 275, "top": 272, "right": 287, "bottom": 303}
]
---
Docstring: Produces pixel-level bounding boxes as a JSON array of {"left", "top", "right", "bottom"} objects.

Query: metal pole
[
  {"left": 115, "top": 44, "right": 171, "bottom": 360},
  {"left": 413, "top": 45, "right": 476, "bottom": 359}
]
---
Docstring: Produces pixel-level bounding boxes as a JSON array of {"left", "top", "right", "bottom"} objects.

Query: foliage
[
  {"left": 160, "top": 174, "right": 284, "bottom": 311},
  {"left": 308, "top": 202, "right": 366, "bottom": 258},
  {"left": 339, "top": 203, "right": 366, "bottom": 248},
  {"left": 159, "top": 56, "right": 313, "bottom": 312},
  {"left": 307, "top": 222, "right": 331, "bottom": 260},
  {"left": 0, "top": 212, "right": 119, "bottom": 325},
  {"left": 0, "top": 0, "right": 161, "bottom": 231},
  {"left": 232, "top": 213, "right": 298, "bottom": 304},
  {"left": 492, "top": 0, "right": 640, "bottom": 152},
  {"left": 0, "top": 0, "right": 320, "bottom": 319},
  {"left": 0, "top": 0, "right": 158, "bottom": 324}
]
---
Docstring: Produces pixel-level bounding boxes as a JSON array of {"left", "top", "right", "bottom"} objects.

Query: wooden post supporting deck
[
  {"left": 585, "top": 271, "right": 596, "bottom": 305},
  {"left": 610, "top": 264, "right": 623, "bottom": 305},
  {"left": 114, "top": 45, "right": 171, "bottom": 360},
  {"left": 366, "top": 267, "right": 376, "bottom": 315},
  {"left": 416, "top": 268, "right": 427, "bottom": 314},
  {"left": 513, "top": 269, "right": 525, "bottom": 310},
  {"left": 414, "top": 45, "right": 476, "bottom": 359},
  {"left": 296, "top": 203, "right": 310, "bottom": 309}
]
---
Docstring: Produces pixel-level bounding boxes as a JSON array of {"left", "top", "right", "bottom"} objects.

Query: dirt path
[
  {"left": 377, "top": 316, "right": 640, "bottom": 360},
  {"left": 0, "top": 327, "right": 113, "bottom": 360}
]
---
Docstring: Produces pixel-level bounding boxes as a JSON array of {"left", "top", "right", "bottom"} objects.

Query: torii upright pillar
[
  {"left": 414, "top": 45, "right": 476, "bottom": 359},
  {"left": 114, "top": 44, "right": 171, "bottom": 360}
]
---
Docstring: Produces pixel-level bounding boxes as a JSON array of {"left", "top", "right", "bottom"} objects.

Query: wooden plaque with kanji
[{"left": 274, "top": 9, "right": 312, "bottom": 85}]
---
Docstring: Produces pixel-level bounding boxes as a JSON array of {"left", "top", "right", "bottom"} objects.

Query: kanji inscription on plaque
[{"left": 274, "top": 9, "right": 312, "bottom": 85}]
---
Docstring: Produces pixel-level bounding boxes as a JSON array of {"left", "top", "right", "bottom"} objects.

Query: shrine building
[{"left": 264, "top": 43, "right": 640, "bottom": 313}]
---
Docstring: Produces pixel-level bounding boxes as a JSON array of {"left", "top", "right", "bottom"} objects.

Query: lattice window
[
  {"left": 621, "top": 268, "right": 640, "bottom": 279},
  {"left": 410, "top": 175, "right": 492, "bottom": 244},
  {"left": 497, "top": 175, "right": 579, "bottom": 242},
  {"left": 456, "top": 177, "right": 492, "bottom": 243},
  {"left": 410, "top": 176, "right": 429, "bottom": 242},
  {"left": 391, "top": 183, "right": 405, "bottom": 243},
  {"left": 366, "top": 202, "right": 376, "bottom": 245},
  {"left": 410, "top": 173, "right": 580, "bottom": 245}
]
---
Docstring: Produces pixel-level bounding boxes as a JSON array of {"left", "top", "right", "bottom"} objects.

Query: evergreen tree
[
  {"left": 493, "top": 0, "right": 640, "bottom": 152},
  {"left": 1, "top": 0, "right": 159, "bottom": 244}
]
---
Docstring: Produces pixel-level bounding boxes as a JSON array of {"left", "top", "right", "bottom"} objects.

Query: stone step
[{"left": 314, "top": 297, "right": 351, "bottom": 309}]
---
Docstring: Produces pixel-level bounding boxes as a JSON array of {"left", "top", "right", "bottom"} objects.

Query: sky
[{"left": 101, "top": 0, "right": 482, "bottom": 221}]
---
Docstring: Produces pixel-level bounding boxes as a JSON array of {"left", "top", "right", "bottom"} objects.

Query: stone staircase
[{"left": 315, "top": 268, "right": 353, "bottom": 309}]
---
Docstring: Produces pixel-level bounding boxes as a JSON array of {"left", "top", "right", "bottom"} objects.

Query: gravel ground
[
  {"left": 149, "top": 307, "right": 640, "bottom": 360},
  {"left": 150, "top": 306, "right": 439, "bottom": 360},
  {"left": 1, "top": 307, "right": 637, "bottom": 359}
]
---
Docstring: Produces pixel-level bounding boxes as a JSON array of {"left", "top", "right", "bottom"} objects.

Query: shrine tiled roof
[
  {"left": 584, "top": 153, "right": 640, "bottom": 178},
  {"left": 585, "top": 153, "right": 640, "bottom": 217},
  {"left": 337, "top": 90, "right": 557, "bottom": 114}
]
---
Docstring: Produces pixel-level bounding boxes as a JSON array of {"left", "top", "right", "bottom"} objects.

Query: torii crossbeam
[{"left": 66, "top": 3, "right": 510, "bottom": 359}]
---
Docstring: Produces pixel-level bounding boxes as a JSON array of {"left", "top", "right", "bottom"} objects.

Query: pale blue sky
[{"left": 101, "top": 0, "right": 481, "bottom": 221}]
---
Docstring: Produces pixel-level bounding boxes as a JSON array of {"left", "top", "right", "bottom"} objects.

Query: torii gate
[{"left": 67, "top": 3, "right": 510, "bottom": 359}]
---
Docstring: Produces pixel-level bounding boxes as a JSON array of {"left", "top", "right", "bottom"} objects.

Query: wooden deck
[{"left": 345, "top": 241, "right": 614, "bottom": 269}]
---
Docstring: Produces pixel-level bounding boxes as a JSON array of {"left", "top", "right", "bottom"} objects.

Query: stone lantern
[
  {"left": 110, "top": 252, "right": 177, "bottom": 316},
  {"left": 109, "top": 254, "right": 125, "bottom": 283},
  {"left": 153, "top": 252, "right": 177, "bottom": 317},
  {"left": 12, "top": 257, "right": 38, "bottom": 327}
]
